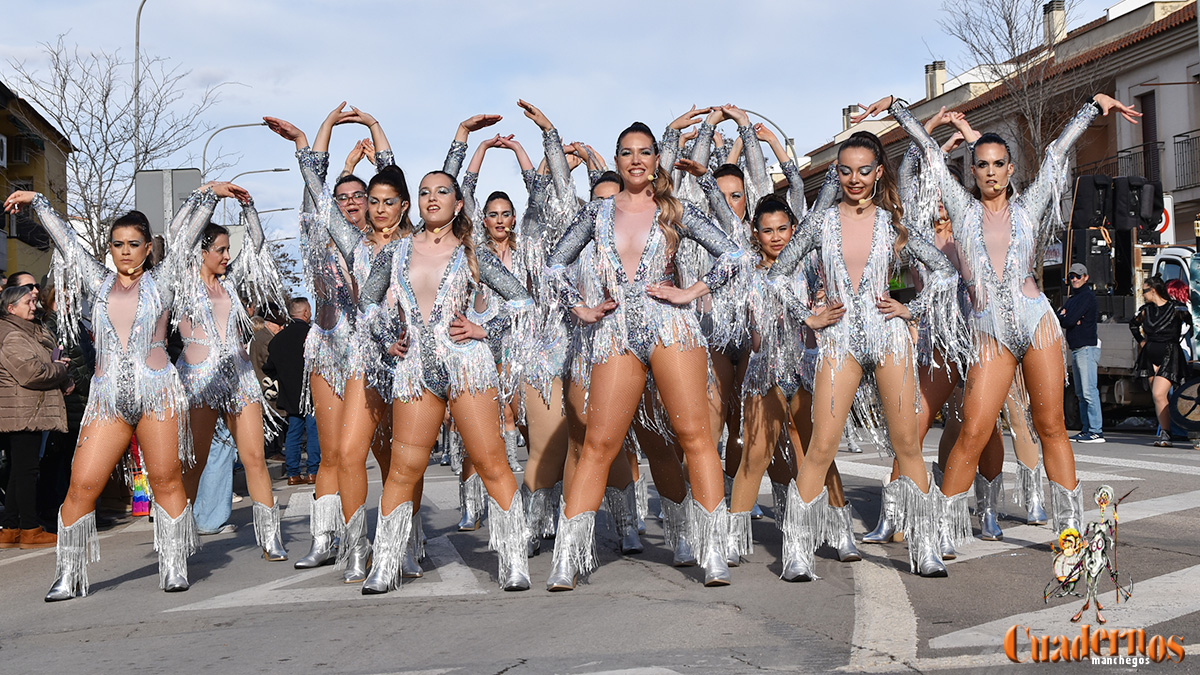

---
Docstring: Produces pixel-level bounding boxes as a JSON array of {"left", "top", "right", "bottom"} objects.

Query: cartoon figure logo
[{"left": 1044, "top": 485, "right": 1134, "bottom": 624}]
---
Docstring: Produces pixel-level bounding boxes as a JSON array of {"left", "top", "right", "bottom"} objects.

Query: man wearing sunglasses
[{"left": 1059, "top": 263, "right": 1104, "bottom": 443}]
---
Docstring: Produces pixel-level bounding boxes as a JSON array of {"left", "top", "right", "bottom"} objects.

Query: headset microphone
[{"left": 857, "top": 181, "right": 879, "bottom": 206}]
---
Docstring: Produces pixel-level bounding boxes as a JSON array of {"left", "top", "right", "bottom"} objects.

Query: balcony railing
[
  {"left": 1175, "top": 129, "right": 1200, "bottom": 190},
  {"left": 1073, "top": 141, "right": 1164, "bottom": 184}
]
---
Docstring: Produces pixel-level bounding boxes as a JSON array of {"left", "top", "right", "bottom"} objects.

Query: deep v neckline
[
  {"left": 612, "top": 199, "right": 658, "bottom": 284},
  {"left": 979, "top": 203, "right": 1013, "bottom": 285},
  {"left": 406, "top": 242, "right": 462, "bottom": 324},
  {"left": 839, "top": 204, "right": 880, "bottom": 295},
  {"left": 108, "top": 275, "right": 142, "bottom": 352}
]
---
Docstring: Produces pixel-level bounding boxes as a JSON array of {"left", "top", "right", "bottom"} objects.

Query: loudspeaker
[
  {"left": 1071, "top": 175, "right": 1113, "bottom": 230},
  {"left": 1112, "top": 177, "right": 1163, "bottom": 233},
  {"left": 1069, "top": 228, "right": 1114, "bottom": 289}
]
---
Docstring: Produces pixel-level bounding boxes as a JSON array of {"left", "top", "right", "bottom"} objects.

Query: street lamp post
[
  {"left": 133, "top": 0, "right": 149, "bottom": 170},
  {"left": 230, "top": 168, "right": 290, "bottom": 182},
  {"left": 201, "top": 122, "right": 268, "bottom": 179}
]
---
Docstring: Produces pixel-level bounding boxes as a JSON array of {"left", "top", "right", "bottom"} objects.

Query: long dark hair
[
  {"left": 1144, "top": 275, "right": 1169, "bottom": 302},
  {"left": 591, "top": 171, "right": 623, "bottom": 199},
  {"left": 616, "top": 122, "right": 682, "bottom": 258},
  {"left": 368, "top": 166, "right": 414, "bottom": 236},
  {"left": 110, "top": 210, "right": 157, "bottom": 269},
  {"left": 423, "top": 171, "right": 479, "bottom": 281},
  {"left": 969, "top": 133, "right": 1016, "bottom": 200},
  {"left": 201, "top": 222, "right": 230, "bottom": 251},
  {"left": 838, "top": 131, "right": 906, "bottom": 256}
]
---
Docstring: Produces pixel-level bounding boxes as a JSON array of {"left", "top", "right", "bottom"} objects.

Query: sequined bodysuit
[{"left": 892, "top": 99, "right": 1102, "bottom": 362}]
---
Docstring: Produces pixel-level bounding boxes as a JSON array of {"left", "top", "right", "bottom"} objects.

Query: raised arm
[
  {"left": 1018, "top": 97, "right": 1119, "bottom": 225},
  {"left": 660, "top": 105, "right": 710, "bottom": 175},
  {"left": 690, "top": 108, "right": 721, "bottom": 168},
  {"left": 3, "top": 192, "right": 107, "bottom": 295},
  {"left": 545, "top": 200, "right": 599, "bottom": 309},
  {"left": 676, "top": 159, "right": 743, "bottom": 237},
  {"left": 872, "top": 100, "right": 976, "bottom": 227},
  {"left": 724, "top": 106, "right": 770, "bottom": 204}
]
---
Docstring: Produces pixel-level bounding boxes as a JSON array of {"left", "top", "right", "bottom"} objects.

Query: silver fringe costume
[
  {"left": 892, "top": 98, "right": 1101, "bottom": 364},
  {"left": 32, "top": 191, "right": 201, "bottom": 465},
  {"left": 172, "top": 198, "right": 286, "bottom": 423}
]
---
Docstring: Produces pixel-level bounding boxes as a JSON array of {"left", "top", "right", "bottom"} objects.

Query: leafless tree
[
  {"left": 939, "top": 0, "right": 1103, "bottom": 164},
  {"left": 6, "top": 35, "right": 226, "bottom": 261}
]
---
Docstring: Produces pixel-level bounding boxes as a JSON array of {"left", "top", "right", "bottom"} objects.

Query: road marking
[
  {"left": 282, "top": 490, "right": 313, "bottom": 520},
  {"left": 930, "top": 563, "right": 1200, "bottom": 650},
  {"left": 0, "top": 517, "right": 153, "bottom": 567},
  {"left": 166, "top": 534, "right": 485, "bottom": 612},
  {"left": 835, "top": 456, "right": 1134, "bottom": 485},
  {"left": 1074, "top": 453, "right": 1200, "bottom": 476},
  {"left": 843, "top": 559, "right": 917, "bottom": 671},
  {"left": 947, "top": 488, "right": 1200, "bottom": 565}
]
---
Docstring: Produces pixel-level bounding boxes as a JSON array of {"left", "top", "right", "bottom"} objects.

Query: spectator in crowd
[
  {"left": 1131, "top": 276, "right": 1194, "bottom": 447},
  {"left": 264, "top": 298, "right": 319, "bottom": 485},
  {"left": 250, "top": 306, "right": 288, "bottom": 461},
  {"left": 5, "top": 271, "right": 41, "bottom": 304},
  {"left": 1059, "top": 262, "right": 1104, "bottom": 443},
  {"left": 0, "top": 284, "right": 72, "bottom": 549},
  {"left": 37, "top": 282, "right": 95, "bottom": 528}
]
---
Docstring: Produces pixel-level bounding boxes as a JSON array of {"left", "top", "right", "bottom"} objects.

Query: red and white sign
[{"left": 1158, "top": 194, "right": 1175, "bottom": 244}]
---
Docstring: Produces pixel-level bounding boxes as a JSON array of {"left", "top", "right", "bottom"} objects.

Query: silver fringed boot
[
  {"left": 401, "top": 510, "right": 424, "bottom": 579},
  {"left": 295, "top": 493, "right": 341, "bottom": 569},
  {"left": 457, "top": 473, "right": 485, "bottom": 531},
  {"left": 691, "top": 499, "right": 731, "bottom": 587},
  {"left": 903, "top": 480, "right": 947, "bottom": 578},
  {"left": 770, "top": 480, "right": 788, "bottom": 529},
  {"left": 337, "top": 506, "right": 371, "bottom": 584},
  {"left": 503, "top": 429, "right": 523, "bottom": 473},
  {"left": 1015, "top": 462, "right": 1048, "bottom": 525},
  {"left": 45, "top": 510, "right": 99, "bottom": 602},
  {"left": 546, "top": 507, "right": 597, "bottom": 592},
  {"left": 862, "top": 479, "right": 900, "bottom": 544},
  {"left": 974, "top": 473, "right": 1005, "bottom": 541},
  {"left": 931, "top": 464, "right": 957, "bottom": 559},
  {"left": 1049, "top": 480, "right": 1084, "bottom": 537},
  {"left": 634, "top": 474, "right": 648, "bottom": 534},
  {"left": 488, "top": 491, "right": 530, "bottom": 591},
  {"left": 604, "top": 482, "right": 643, "bottom": 555},
  {"left": 727, "top": 509, "right": 752, "bottom": 566},
  {"left": 660, "top": 494, "right": 697, "bottom": 567},
  {"left": 252, "top": 501, "right": 288, "bottom": 561},
  {"left": 361, "top": 501, "right": 413, "bottom": 595},
  {"left": 830, "top": 504, "right": 862, "bottom": 562},
  {"left": 780, "top": 482, "right": 827, "bottom": 582},
  {"left": 522, "top": 484, "right": 551, "bottom": 556},
  {"left": 154, "top": 502, "right": 199, "bottom": 592}
]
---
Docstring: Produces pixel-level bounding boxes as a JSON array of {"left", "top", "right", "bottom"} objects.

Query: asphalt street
[{"left": 1, "top": 429, "right": 1197, "bottom": 674}]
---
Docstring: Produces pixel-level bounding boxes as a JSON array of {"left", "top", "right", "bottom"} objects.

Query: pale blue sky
[{"left": 1, "top": 0, "right": 1116, "bottom": 244}]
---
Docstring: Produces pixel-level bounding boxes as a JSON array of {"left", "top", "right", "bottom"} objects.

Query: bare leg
[
  {"left": 451, "top": 390, "right": 520, "bottom": 508},
  {"left": 798, "top": 358, "right": 863, "bottom": 502},
  {"left": 524, "top": 380, "right": 568, "bottom": 492},
  {"left": 563, "top": 353, "right": 648, "bottom": 518},
  {"left": 788, "top": 387, "right": 846, "bottom": 505},
  {"left": 181, "top": 407, "right": 219, "bottom": 502},
  {"left": 708, "top": 350, "right": 735, "bottom": 477},
  {"left": 1005, "top": 381, "right": 1041, "bottom": 470},
  {"left": 336, "top": 377, "right": 387, "bottom": 521},
  {"left": 1152, "top": 375, "right": 1172, "bottom": 435},
  {"left": 732, "top": 388, "right": 787, "bottom": 513},
  {"left": 381, "top": 395, "right": 446, "bottom": 514},
  {"left": 944, "top": 343, "right": 1020, "bottom": 496},
  {"left": 563, "top": 377, "right": 588, "bottom": 499},
  {"left": 309, "top": 374, "right": 343, "bottom": 499},
  {"left": 224, "top": 402, "right": 274, "bottom": 507},
  {"left": 633, "top": 420, "right": 688, "bottom": 503},
  {"left": 1020, "top": 339, "right": 1076, "bottom": 490},
  {"left": 650, "top": 344, "right": 728, "bottom": 510},
  {"left": 60, "top": 419, "right": 135, "bottom": 525},
  {"left": 873, "top": 354, "right": 929, "bottom": 492}
]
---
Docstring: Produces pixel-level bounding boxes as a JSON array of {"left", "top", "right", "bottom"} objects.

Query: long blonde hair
[{"left": 617, "top": 122, "right": 682, "bottom": 259}]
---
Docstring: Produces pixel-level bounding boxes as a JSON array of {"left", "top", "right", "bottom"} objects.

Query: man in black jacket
[
  {"left": 1059, "top": 263, "right": 1104, "bottom": 443},
  {"left": 264, "top": 298, "right": 321, "bottom": 484}
]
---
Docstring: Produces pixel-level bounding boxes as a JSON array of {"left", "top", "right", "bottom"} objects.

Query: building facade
[{"left": 1, "top": 80, "right": 72, "bottom": 281}]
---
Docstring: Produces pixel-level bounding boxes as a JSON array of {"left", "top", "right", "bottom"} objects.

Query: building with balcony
[
  {"left": 795, "top": 1, "right": 1198, "bottom": 245},
  {"left": 1, "top": 79, "right": 72, "bottom": 281}
]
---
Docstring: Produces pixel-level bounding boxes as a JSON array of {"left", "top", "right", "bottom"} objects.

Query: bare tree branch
[{"left": 6, "top": 35, "right": 225, "bottom": 261}]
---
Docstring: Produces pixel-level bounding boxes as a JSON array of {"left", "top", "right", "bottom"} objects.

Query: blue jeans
[
  {"left": 285, "top": 414, "right": 320, "bottom": 477},
  {"left": 194, "top": 425, "right": 235, "bottom": 533},
  {"left": 1071, "top": 345, "right": 1103, "bottom": 435}
]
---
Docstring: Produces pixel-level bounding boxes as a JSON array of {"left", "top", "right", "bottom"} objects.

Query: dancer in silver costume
[
  {"left": 5, "top": 186, "right": 242, "bottom": 600},
  {"left": 726, "top": 194, "right": 861, "bottom": 567},
  {"left": 543, "top": 121, "right": 752, "bottom": 590},
  {"left": 351, "top": 168, "right": 535, "bottom": 593},
  {"left": 268, "top": 105, "right": 411, "bottom": 583},
  {"left": 456, "top": 100, "right": 588, "bottom": 554},
  {"left": 767, "top": 129, "right": 963, "bottom": 580},
  {"left": 869, "top": 92, "right": 1141, "bottom": 547},
  {"left": 174, "top": 197, "right": 289, "bottom": 563}
]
